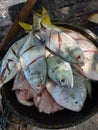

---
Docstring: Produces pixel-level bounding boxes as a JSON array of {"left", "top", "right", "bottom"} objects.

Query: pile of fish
[{"left": 0, "top": 8, "right": 98, "bottom": 114}]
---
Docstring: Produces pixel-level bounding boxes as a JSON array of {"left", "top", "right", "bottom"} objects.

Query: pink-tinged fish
[
  {"left": 65, "top": 29, "right": 98, "bottom": 81},
  {"left": 15, "top": 90, "right": 33, "bottom": 106},
  {"left": 46, "top": 77, "right": 87, "bottom": 112},
  {"left": 13, "top": 72, "right": 63, "bottom": 114},
  {"left": 37, "top": 88, "right": 64, "bottom": 114},
  {"left": 12, "top": 72, "right": 34, "bottom": 106}
]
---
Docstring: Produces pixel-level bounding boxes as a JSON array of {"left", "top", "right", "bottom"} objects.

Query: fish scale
[
  {"left": 47, "top": 54, "right": 73, "bottom": 88},
  {"left": 46, "top": 78, "right": 87, "bottom": 112},
  {"left": 0, "top": 32, "right": 47, "bottom": 94}
]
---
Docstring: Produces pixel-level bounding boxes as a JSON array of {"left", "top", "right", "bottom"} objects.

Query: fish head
[
  {"left": 66, "top": 97, "right": 83, "bottom": 112},
  {"left": 52, "top": 65, "right": 73, "bottom": 88},
  {"left": 29, "top": 78, "right": 44, "bottom": 93},
  {"left": 46, "top": 80, "right": 87, "bottom": 112},
  {"left": 24, "top": 70, "right": 45, "bottom": 94},
  {"left": 68, "top": 47, "right": 85, "bottom": 65},
  {"left": 24, "top": 57, "right": 47, "bottom": 94},
  {"left": 66, "top": 86, "right": 87, "bottom": 112}
]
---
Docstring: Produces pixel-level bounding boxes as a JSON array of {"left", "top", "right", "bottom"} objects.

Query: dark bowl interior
[
  {"left": 1, "top": 24, "right": 98, "bottom": 129},
  {"left": 1, "top": 79, "right": 98, "bottom": 129}
]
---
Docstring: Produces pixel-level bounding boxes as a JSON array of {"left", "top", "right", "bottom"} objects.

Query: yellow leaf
[{"left": 19, "top": 21, "right": 33, "bottom": 31}]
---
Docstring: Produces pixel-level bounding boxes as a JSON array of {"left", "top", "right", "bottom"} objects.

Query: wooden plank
[{"left": 0, "top": 0, "right": 38, "bottom": 51}]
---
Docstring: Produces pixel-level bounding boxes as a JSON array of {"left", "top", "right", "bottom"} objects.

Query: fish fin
[
  {"left": 33, "top": 8, "right": 53, "bottom": 29},
  {"left": 85, "top": 80, "right": 92, "bottom": 98},
  {"left": 19, "top": 21, "right": 33, "bottom": 31},
  {"left": 41, "top": 8, "right": 53, "bottom": 28}
]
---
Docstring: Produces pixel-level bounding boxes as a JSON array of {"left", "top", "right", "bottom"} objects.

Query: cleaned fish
[
  {"left": 15, "top": 90, "right": 33, "bottom": 106},
  {"left": 13, "top": 72, "right": 34, "bottom": 106},
  {"left": 37, "top": 88, "right": 64, "bottom": 114},
  {"left": 47, "top": 54, "right": 73, "bottom": 88},
  {"left": 13, "top": 72, "right": 63, "bottom": 114}
]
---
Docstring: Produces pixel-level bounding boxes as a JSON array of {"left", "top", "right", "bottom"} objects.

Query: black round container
[{"left": 1, "top": 24, "right": 98, "bottom": 129}]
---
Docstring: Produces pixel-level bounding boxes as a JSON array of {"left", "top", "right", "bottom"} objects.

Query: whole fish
[
  {"left": 35, "top": 8, "right": 85, "bottom": 64},
  {"left": 39, "top": 28, "right": 85, "bottom": 65},
  {"left": 19, "top": 34, "right": 47, "bottom": 93},
  {"left": 13, "top": 72, "right": 63, "bottom": 114},
  {"left": 47, "top": 54, "right": 73, "bottom": 88},
  {"left": 66, "top": 29, "right": 98, "bottom": 81},
  {"left": 19, "top": 9, "right": 85, "bottom": 64},
  {"left": 0, "top": 34, "right": 30, "bottom": 88},
  {"left": 46, "top": 77, "right": 87, "bottom": 112},
  {"left": 0, "top": 32, "right": 47, "bottom": 94}
]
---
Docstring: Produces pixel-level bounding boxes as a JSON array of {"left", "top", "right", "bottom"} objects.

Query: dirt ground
[{"left": 0, "top": 0, "right": 98, "bottom": 130}]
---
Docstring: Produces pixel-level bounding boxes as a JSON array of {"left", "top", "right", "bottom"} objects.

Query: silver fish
[
  {"left": 47, "top": 54, "right": 73, "bottom": 88},
  {"left": 46, "top": 77, "right": 87, "bottom": 112},
  {"left": 0, "top": 32, "right": 47, "bottom": 94},
  {"left": 66, "top": 29, "right": 98, "bottom": 81},
  {"left": 19, "top": 33, "right": 47, "bottom": 93},
  {"left": 0, "top": 34, "right": 30, "bottom": 88},
  {"left": 39, "top": 26, "right": 85, "bottom": 65},
  {"left": 72, "top": 67, "right": 92, "bottom": 98}
]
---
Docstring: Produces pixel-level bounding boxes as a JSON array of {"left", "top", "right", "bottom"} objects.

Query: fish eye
[
  {"left": 75, "top": 100, "right": 79, "bottom": 105},
  {"left": 36, "top": 84, "right": 41, "bottom": 88},
  {"left": 60, "top": 78, "right": 65, "bottom": 84},
  {"left": 76, "top": 55, "right": 81, "bottom": 59}
]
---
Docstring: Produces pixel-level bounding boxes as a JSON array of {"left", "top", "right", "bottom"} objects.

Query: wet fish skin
[
  {"left": 19, "top": 35, "right": 47, "bottom": 93},
  {"left": 72, "top": 67, "right": 92, "bottom": 98},
  {"left": 0, "top": 32, "right": 47, "bottom": 95},
  {"left": 47, "top": 54, "right": 73, "bottom": 88},
  {"left": 13, "top": 72, "right": 63, "bottom": 114},
  {"left": 0, "top": 34, "right": 30, "bottom": 88},
  {"left": 69, "top": 31, "right": 98, "bottom": 81},
  {"left": 23, "top": 57, "right": 47, "bottom": 93},
  {"left": 19, "top": 33, "right": 47, "bottom": 94},
  {"left": 39, "top": 29, "right": 85, "bottom": 64},
  {"left": 46, "top": 78, "right": 87, "bottom": 112},
  {"left": 32, "top": 8, "right": 85, "bottom": 64}
]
